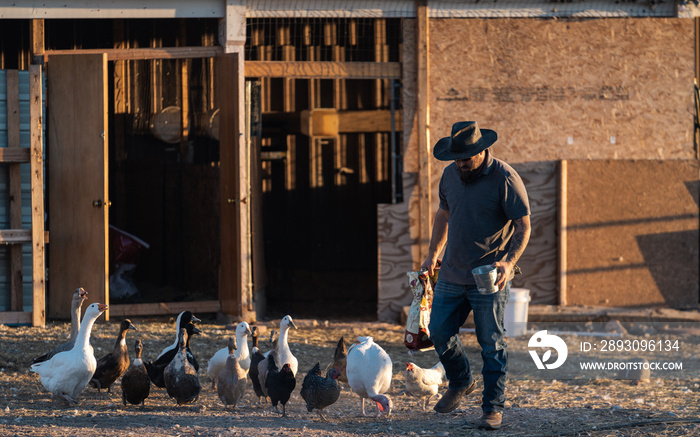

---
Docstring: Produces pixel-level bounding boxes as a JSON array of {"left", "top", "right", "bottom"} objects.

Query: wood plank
[
  {"left": 109, "top": 300, "right": 221, "bottom": 317},
  {"left": 416, "top": 0, "right": 431, "bottom": 262},
  {"left": 245, "top": 61, "right": 401, "bottom": 79},
  {"left": 30, "top": 64, "right": 46, "bottom": 327},
  {"left": 0, "top": 312, "right": 32, "bottom": 325},
  {"left": 0, "top": 147, "right": 30, "bottom": 163},
  {"left": 45, "top": 46, "right": 223, "bottom": 61},
  {"left": 6, "top": 70, "right": 24, "bottom": 311},
  {"left": 31, "top": 19, "right": 44, "bottom": 64},
  {"left": 338, "top": 110, "right": 401, "bottom": 133},
  {"left": 0, "top": 229, "right": 32, "bottom": 243},
  {"left": 558, "top": 160, "right": 568, "bottom": 305}
]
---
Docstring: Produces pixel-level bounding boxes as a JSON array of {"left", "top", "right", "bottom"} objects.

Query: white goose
[
  {"left": 32, "top": 287, "right": 88, "bottom": 365},
  {"left": 30, "top": 303, "right": 108, "bottom": 404},
  {"left": 207, "top": 321, "right": 253, "bottom": 388},
  {"left": 346, "top": 336, "right": 393, "bottom": 417},
  {"left": 276, "top": 315, "right": 298, "bottom": 376}
]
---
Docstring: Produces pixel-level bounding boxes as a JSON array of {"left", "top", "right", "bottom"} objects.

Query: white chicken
[
  {"left": 404, "top": 361, "right": 446, "bottom": 410},
  {"left": 30, "top": 303, "right": 108, "bottom": 404},
  {"left": 346, "top": 336, "right": 393, "bottom": 417},
  {"left": 207, "top": 321, "right": 253, "bottom": 388}
]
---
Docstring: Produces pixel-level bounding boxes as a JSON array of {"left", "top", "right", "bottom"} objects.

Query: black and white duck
[
  {"left": 30, "top": 303, "right": 108, "bottom": 404},
  {"left": 90, "top": 319, "right": 137, "bottom": 393},
  {"left": 32, "top": 287, "right": 88, "bottom": 365},
  {"left": 155, "top": 311, "right": 201, "bottom": 360},
  {"left": 120, "top": 339, "right": 151, "bottom": 406},
  {"left": 145, "top": 322, "right": 201, "bottom": 388},
  {"left": 164, "top": 328, "right": 202, "bottom": 405}
]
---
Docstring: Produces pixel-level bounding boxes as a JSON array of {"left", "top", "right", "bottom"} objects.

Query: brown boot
[
  {"left": 433, "top": 379, "right": 476, "bottom": 413},
  {"left": 477, "top": 411, "right": 502, "bottom": 430}
]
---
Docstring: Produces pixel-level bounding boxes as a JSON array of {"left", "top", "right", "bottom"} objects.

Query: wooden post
[
  {"left": 558, "top": 160, "right": 568, "bottom": 306},
  {"left": 6, "top": 71, "right": 23, "bottom": 312},
  {"left": 30, "top": 64, "right": 46, "bottom": 327},
  {"left": 416, "top": 0, "right": 431, "bottom": 265}
]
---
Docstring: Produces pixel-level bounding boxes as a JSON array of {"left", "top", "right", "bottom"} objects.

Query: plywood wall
[
  {"left": 566, "top": 160, "right": 699, "bottom": 307},
  {"left": 429, "top": 18, "right": 695, "bottom": 163}
]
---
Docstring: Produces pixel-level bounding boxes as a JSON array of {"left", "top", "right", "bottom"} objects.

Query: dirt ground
[{"left": 1, "top": 315, "right": 699, "bottom": 437}]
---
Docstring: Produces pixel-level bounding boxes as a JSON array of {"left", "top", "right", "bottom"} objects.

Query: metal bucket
[{"left": 471, "top": 265, "right": 498, "bottom": 294}]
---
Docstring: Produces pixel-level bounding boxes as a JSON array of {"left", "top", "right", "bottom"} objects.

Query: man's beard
[{"left": 459, "top": 165, "right": 482, "bottom": 185}]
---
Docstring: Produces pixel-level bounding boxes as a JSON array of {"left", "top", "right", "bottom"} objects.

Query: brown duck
[
  {"left": 121, "top": 339, "right": 151, "bottom": 406},
  {"left": 90, "top": 319, "right": 137, "bottom": 393}
]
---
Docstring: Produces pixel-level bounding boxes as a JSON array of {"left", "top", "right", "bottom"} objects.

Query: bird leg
[
  {"left": 315, "top": 410, "right": 329, "bottom": 422},
  {"left": 58, "top": 394, "right": 78, "bottom": 405},
  {"left": 281, "top": 404, "right": 287, "bottom": 417},
  {"left": 360, "top": 398, "right": 367, "bottom": 416}
]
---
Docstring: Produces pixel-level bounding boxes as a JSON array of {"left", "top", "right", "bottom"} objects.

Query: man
[{"left": 421, "top": 121, "right": 531, "bottom": 430}]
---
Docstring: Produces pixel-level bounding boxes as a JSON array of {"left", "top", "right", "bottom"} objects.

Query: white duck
[
  {"left": 346, "top": 336, "right": 393, "bottom": 417},
  {"left": 30, "top": 303, "right": 108, "bottom": 404},
  {"left": 32, "top": 287, "right": 88, "bottom": 365},
  {"left": 207, "top": 321, "right": 253, "bottom": 388},
  {"left": 276, "top": 315, "right": 298, "bottom": 376}
]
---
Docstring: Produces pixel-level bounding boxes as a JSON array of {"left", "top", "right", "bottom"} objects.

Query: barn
[{"left": 0, "top": 0, "right": 698, "bottom": 326}]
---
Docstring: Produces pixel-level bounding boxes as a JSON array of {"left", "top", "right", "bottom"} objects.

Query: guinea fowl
[
  {"left": 32, "top": 287, "right": 88, "bottom": 365},
  {"left": 164, "top": 328, "right": 201, "bottom": 405},
  {"left": 346, "top": 336, "right": 393, "bottom": 417},
  {"left": 145, "top": 322, "right": 202, "bottom": 388},
  {"left": 121, "top": 339, "right": 151, "bottom": 406},
  {"left": 248, "top": 327, "right": 268, "bottom": 404},
  {"left": 265, "top": 354, "right": 296, "bottom": 417},
  {"left": 257, "top": 330, "right": 279, "bottom": 400},
  {"left": 30, "top": 303, "right": 108, "bottom": 404},
  {"left": 216, "top": 336, "right": 247, "bottom": 409},
  {"left": 155, "top": 311, "right": 201, "bottom": 360},
  {"left": 404, "top": 361, "right": 446, "bottom": 410},
  {"left": 90, "top": 319, "right": 137, "bottom": 393},
  {"left": 207, "top": 321, "right": 253, "bottom": 389},
  {"left": 300, "top": 362, "right": 342, "bottom": 421}
]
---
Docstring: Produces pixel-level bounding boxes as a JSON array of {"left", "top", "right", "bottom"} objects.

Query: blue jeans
[{"left": 428, "top": 279, "right": 510, "bottom": 413}]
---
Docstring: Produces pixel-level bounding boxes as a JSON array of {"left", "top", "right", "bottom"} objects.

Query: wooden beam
[
  {"left": 245, "top": 61, "right": 401, "bottom": 79},
  {"left": 0, "top": 147, "right": 31, "bottom": 163},
  {"left": 416, "top": 0, "right": 431, "bottom": 264},
  {"left": 338, "top": 110, "right": 401, "bottom": 133},
  {"left": 0, "top": 312, "right": 32, "bottom": 325},
  {"left": 30, "top": 64, "right": 46, "bottom": 327},
  {"left": 31, "top": 19, "right": 44, "bottom": 65},
  {"left": 0, "top": 229, "right": 31, "bottom": 243},
  {"left": 45, "top": 46, "right": 223, "bottom": 61},
  {"left": 558, "top": 160, "right": 568, "bottom": 306},
  {"left": 109, "top": 300, "right": 221, "bottom": 317}
]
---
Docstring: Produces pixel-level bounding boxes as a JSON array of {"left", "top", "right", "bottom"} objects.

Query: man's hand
[
  {"left": 421, "top": 257, "right": 438, "bottom": 277},
  {"left": 491, "top": 260, "right": 514, "bottom": 291}
]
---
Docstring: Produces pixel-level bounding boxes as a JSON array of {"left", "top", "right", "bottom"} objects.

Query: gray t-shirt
[{"left": 438, "top": 152, "right": 530, "bottom": 285}]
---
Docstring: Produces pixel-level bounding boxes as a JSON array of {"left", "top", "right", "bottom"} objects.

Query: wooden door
[
  {"left": 48, "top": 54, "right": 109, "bottom": 319},
  {"left": 216, "top": 53, "right": 255, "bottom": 321}
]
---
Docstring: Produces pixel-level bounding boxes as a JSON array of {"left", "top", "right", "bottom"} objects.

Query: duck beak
[
  {"left": 289, "top": 320, "right": 297, "bottom": 329},
  {"left": 79, "top": 288, "right": 88, "bottom": 299},
  {"left": 129, "top": 323, "right": 138, "bottom": 330},
  {"left": 98, "top": 304, "right": 109, "bottom": 312},
  {"left": 191, "top": 315, "right": 201, "bottom": 323},
  {"left": 192, "top": 326, "right": 203, "bottom": 335},
  {"left": 246, "top": 327, "right": 253, "bottom": 336}
]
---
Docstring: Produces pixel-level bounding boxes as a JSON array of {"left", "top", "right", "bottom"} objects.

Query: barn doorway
[{"left": 246, "top": 17, "right": 404, "bottom": 320}]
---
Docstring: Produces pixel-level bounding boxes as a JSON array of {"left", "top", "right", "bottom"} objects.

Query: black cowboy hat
[{"left": 433, "top": 121, "right": 497, "bottom": 161}]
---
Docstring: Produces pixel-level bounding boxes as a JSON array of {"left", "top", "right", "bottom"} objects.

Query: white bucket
[{"left": 505, "top": 288, "right": 531, "bottom": 337}]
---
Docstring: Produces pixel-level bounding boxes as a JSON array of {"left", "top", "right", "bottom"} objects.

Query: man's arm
[
  {"left": 420, "top": 207, "right": 450, "bottom": 276},
  {"left": 494, "top": 215, "right": 531, "bottom": 290}
]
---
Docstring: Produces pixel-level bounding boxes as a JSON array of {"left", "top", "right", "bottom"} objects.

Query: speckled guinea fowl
[
  {"left": 300, "top": 362, "right": 342, "bottom": 421},
  {"left": 120, "top": 339, "right": 151, "bottom": 406},
  {"left": 216, "top": 336, "right": 247, "bottom": 408},
  {"left": 164, "top": 328, "right": 201, "bottom": 405},
  {"left": 31, "top": 288, "right": 88, "bottom": 365},
  {"left": 145, "top": 322, "right": 201, "bottom": 388},
  {"left": 90, "top": 319, "right": 137, "bottom": 393}
]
